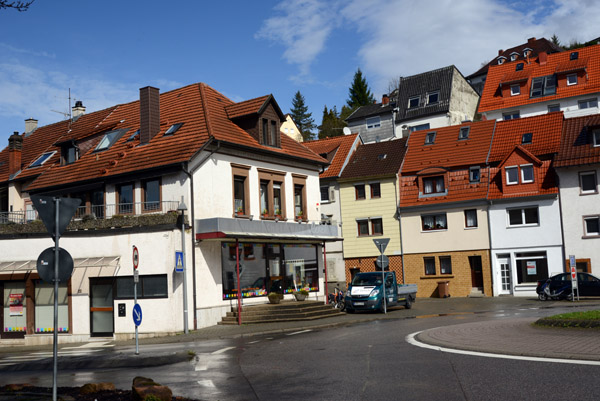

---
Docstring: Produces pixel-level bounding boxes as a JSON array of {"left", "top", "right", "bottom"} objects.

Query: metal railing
[{"left": 1, "top": 201, "right": 180, "bottom": 225}]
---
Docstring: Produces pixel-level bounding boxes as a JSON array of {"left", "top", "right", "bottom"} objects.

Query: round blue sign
[{"left": 132, "top": 303, "right": 142, "bottom": 326}]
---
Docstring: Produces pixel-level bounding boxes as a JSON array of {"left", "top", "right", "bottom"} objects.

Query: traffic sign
[
  {"left": 36, "top": 247, "right": 74, "bottom": 283},
  {"left": 30, "top": 195, "right": 81, "bottom": 240},
  {"left": 133, "top": 303, "right": 142, "bottom": 326},
  {"left": 375, "top": 254, "right": 389, "bottom": 270},
  {"left": 373, "top": 238, "right": 390, "bottom": 253},
  {"left": 132, "top": 246, "right": 139, "bottom": 270},
  {"left": 175, "top": 251, "right": 184, "bottom": 273}
]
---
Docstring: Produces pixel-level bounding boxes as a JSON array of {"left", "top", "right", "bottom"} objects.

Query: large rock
[
  {"left": 80, "top": 382, "right": 116, "bottom": 394},
  {"left": 132, "top": 376, "right": 173, "bottom": 401}
]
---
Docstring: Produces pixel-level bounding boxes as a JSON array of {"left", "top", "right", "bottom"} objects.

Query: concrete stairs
[{"left": 219, "top": 300, "right": 343, "bottom": 325}]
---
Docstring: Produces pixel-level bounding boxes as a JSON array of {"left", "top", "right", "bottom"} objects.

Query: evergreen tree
[
  {"left": 346, "top": 68, "right": 375, "bottom": 110},
  {"left": 318, "top": 105, "right": 347, "bottom": 139},
  {"left": 290, "top": 91, "right": 315, "bottom": 141},
  {"left": 551, "top": 34, "right": 561, "bottom": 47}
]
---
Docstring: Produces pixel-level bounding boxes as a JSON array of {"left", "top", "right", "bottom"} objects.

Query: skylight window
[
  {"left": 164, "top": 123, "right": 183, "bottom": 136},
  {"left": 515, "top": 63, "right": 524, "bottom": 71},
  {"left": 29, "top": 151, "right": 56, "bottom": 168},
  {"left": 427, "top": 91, "right": 440, "bottom": 105},
  {"left": 570, "top": 51, "right": 579, "bottom": 60},
  {"left": 522, "top": 132, "right": 533, "bottom": 144},
  {"left": 94, "top": 129, "right": 126, "bottom": 152},
  {"left": 459, "top": 126, "right": 470, "bottom": 140},
  {"left": 126, "top": 130, "right": 140, "bottom": 142},
  {"left": 424, "top": 132, "right": 436, "bottom": 145},
  {"left": 408, "top": 96, "right": 420, "bottom": 109},
  {"left": 377, "top": 154, "right": 387, "bottom": 161}
]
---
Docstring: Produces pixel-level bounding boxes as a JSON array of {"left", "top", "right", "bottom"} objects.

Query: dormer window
[
  {"left": 523, "top": 48, "right": 532, "bottom": 58},
  {"left": 427, "top": 91, "right": 440, "bottom": 105},
  {"left": 510, "top": 52, "right": 519, "bottom": 61},
  {"left": 459, "top": 126, "right": 470, "bottom": 140},
  {"left": 94, "top": 129, "right": 126, "bottom": 152},
  {"left": 261, "top": 118, "right": 279, "bottom": 147},
  {"left": 567, "top": 74, "right": 578, "bottom": 86},
  {"left": 530, "top": 75, "right": 556, "bottom": 98},
  {"left": 522, "top": 132, "right": 533, "bottom": 144},
  {"left": 425, "top": 131, "right": 436, "bottom": 145},
  {"left": 29, "top": 151, "right": 56, "bottom": 168},
  {"left": 469, "top": 166, "right": 480, "bottom": 183},
  {"left": 422, "top": 176, "right": 445, "bottom": 195},
  {"left": 497, "top": 57, "right": 506, "bottom": 65},
  {"left": 61, "top": 142, "right": 79, "bottom": 166},
  {"left": 408, "top": 96, "right": 420, "bottom": 109},
  {"left": 511, "top": 84, "right": 521, "bottom": 96},
  {"left": 164, "top": 123, "right": 183, "bottom": 136},
  {"left": 593, "top": 129, "right": 600, "bottom": 147}
]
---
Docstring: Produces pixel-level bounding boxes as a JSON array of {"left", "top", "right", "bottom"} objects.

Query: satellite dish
[{"left": 342, "top": 127, "right": 351, "bottom": 135}]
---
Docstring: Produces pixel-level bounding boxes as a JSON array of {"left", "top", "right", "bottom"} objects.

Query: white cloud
[{"left": 0, "top": 43, "right": 56, "bottom": 58}]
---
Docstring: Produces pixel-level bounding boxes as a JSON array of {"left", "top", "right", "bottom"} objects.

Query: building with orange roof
[
  {"left": 486, "top": 113, "right": 564, "bottom": 297},
  {"left": 398, "top": 119, "right": 496, "bottom": 298},
  {"left": 303, "top": 133, "right": 362, "bottom": 289},
  {"left": 479, "top": 44, "right": 600, "bottom": 121},
  {"left": 555, "top": 114, "right": 600, "bottom": 277},
  {"left": 0, "top": 83, "right": 340, "bottom": 343}
]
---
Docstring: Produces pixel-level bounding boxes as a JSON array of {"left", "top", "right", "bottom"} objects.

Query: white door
[{"left": 498, "top": 255, "right": 512, "bottom": 295}]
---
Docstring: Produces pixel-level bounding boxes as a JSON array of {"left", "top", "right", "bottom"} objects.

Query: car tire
[
  {"left": 346, "top": 307, "right": 355, "bottom": 314},
  {"left": 538, "top": 293, "right": 547, "bottom": 301},
  {"left": 567, "top": 291, "right": 574, "bottom": 301},
  {"left": 405, "top": 297, "right": 412, "bottom": 309}
]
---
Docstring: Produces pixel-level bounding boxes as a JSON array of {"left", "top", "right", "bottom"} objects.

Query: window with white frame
[
  {"left": 357, "top": 217, "right": 383, "bottom": 236},
  {"left": 580, "top": 171, "right": 598, "bottom": 194},
  {"left": 503, "top": 111, "right": 520, "bottom": 120},
  {"left": 510, "top": 84, "right": 520, "bottom": 96},
  {"left": 507, "top": 207, "right": 539, "bottom": 226},
  {"left": 464, "top": 209, "right": 478, "bottom": 228},
  {"left": 579, "top": 98, "right": 598, "bottom": 109},
  {"left": 459, "top": 126, "right": 470, "bottom": 140},
  {"left": 592, "top": 129, "right": 600, "bottom": 147},
  {"left": 497, "top": 57, "right": 506, "bottom": 65},
  {"left": 320, "top": 185, "right": 330, "bottom": 202},
  {"left": 567, "top": 74, "right": 578, "bottom": 86},
  {"left": 530, "top": 75, "right": 556, "bottom": 97},
  {"left": 29, "top": 151, "right": 56, "bottom": 168},
  {"left": 521, "top": 164, "right": 534, "bottom": 183},
  {"left": 548, "top": 104, "right": 560, "bottom": 113},
  {"left": 427, "top": 91, "right": 440, "bottom": 105},
  {"left": 366, "top": 116, "right": 381, "bottom": 130},
  {"left": 510, "top": 53, "right": 518, "bottom": 61},
  {"left": 408, "top": 96, "right": 420, "bottom": 108},
  {"left": 506, "top": 166, "right": 519, "bottom": 185},
  {"left": 439, "top": 256, "right": 452, "bottom": 274},
  {"left": 584, "top": 216, "right": 600, "bottom": 236},
  {"left": 422, "top": 176, "right": 445, "bottom": 195},
  {"left": 421, "top": 213, "right": 447, "bottom": 231},
  {"left": 424, "top": 131, "right": 436, "bottom": 144},
  {"left": 469, "top": 166, "right": 480, "bottom": 183}
]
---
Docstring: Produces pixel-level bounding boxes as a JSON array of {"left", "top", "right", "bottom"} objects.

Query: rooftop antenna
[{"left": 50, "top": 89, "right": 75, "bottom": 131}]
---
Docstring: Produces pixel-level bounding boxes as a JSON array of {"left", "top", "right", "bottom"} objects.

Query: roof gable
[
  {"left": 555, "top": 114, "right": 600, "bottom": 167},
  {"left": 302, "top": 134, "right": 360, "bottom": 178}
]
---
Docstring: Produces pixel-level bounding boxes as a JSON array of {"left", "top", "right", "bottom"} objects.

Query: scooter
[{"left": 538, "top": 280, "right": 573, "bottom": 301}]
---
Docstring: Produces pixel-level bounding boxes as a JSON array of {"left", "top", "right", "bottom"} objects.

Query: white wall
[{"left": 484, "top": 94, "right": 600, "bottom": 120}]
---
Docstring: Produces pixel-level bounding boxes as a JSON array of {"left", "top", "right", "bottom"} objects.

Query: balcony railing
[{"left": 1, "top": 201, "right": 180, "bottom": 225}]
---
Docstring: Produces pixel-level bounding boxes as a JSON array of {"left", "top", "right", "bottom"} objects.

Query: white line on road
[
  {"left": 62, "top": 342, "right": 113, "bottom": 349},
  {"left": 286, "top": 329, "right": 312, "bottom": 336},
  {"left": 247, "top": 340, "right": 260, "bottom": 344},
  {"left": 211, "top": 346, "right": 235, "bottom": 355},
  {"left": 406, "top": 331, "right": 600, "bottom": 366},
  {"left": 197, "top": 380, "right": 216, "bottom": 388}
]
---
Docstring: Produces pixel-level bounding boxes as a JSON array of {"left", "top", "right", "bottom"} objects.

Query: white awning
[{"left": 0, "top": 256, "right": 121, "bottom": 274}]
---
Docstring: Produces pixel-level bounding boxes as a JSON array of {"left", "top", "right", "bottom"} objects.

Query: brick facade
[
  {"left": 344, "top": 255, "right": 404, "bottom": 284},
  {"left": 403, "top": 250, "right": 492, "bottom": 298}
]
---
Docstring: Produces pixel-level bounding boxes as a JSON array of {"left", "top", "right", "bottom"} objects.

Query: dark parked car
[{"left": 536, "top": 272, "right": 600, "bottom": 300}]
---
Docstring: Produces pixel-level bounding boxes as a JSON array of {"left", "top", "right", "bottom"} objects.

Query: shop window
[
  {"left": 439, "top": 256, "right": 452, "bottom": 274},
  {"left": 3, "top": 282, "right": 26, "bottom": 335},
  {"left": 117, "top": 183, "right": 134, "bottom": 214},
  {"left": 424, "top": 257, "right": 436, "bottom": 275},
  {"left": 515, "top": 252, "right": 548, "bottom": 284},
  {"left": 370, "top": 182, "right": 381, "bottom": 198},
  {"left": 34, "top": 281, "right": 68, "bottom": 333},
  {"left": 421, "top": 213, "right": 447, "bottom": 231},
  {"left": 580, "top": 171, "right": 598, "bottom": 194},
  {"left": 507, "top": 207, "right": 539, "bottom": 226},
  {"left": 142, "top": 178, "right": 161, "bottom": 212},
  {"left": 465, "top": 209, "right": 478, "bottom": 228},
  {"left": 115, "top": 274, "right": 168, "bottom": 299},
  {"left": 355, "top": 184, "right": 366, "bottom": 200}
]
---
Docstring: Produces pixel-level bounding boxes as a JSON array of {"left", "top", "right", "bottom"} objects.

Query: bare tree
[{"left": 0, "top": 0, "right": 35, "bottom": 11}]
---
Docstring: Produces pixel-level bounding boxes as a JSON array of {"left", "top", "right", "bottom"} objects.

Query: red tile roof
[
  {"left": 478, "top": 44, "right": 600, "bottom": 113},
  {"left": 487, "top": 160, "right": 558, "bottom": 199},
  {"left": 1, "top": 83, "right": 326, "bottom": 192},
  {"left": 340, "top": 138, "right": 407, "bottom": 180},
  {"left": 225, "top": 95, "right": 271, "bottom": 119},
  {"left": 555, "top": 114, "right": 600, "bottom": 167},
  {"left": 303, "top": 134, "right": 360, "bottom": 178}
]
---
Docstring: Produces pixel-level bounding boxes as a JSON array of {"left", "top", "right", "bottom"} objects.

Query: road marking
[
  {"left": 406, "top": 331, "right": 600, "bottom": 366},
  {"left": 247, "top": 340, "right": 260, "bottom": 344},
  {"left": 211, "top": 346, "right": 235, "bottom": 355},
  {"left": 197, "top": 380, "right": 215, "bottom": 388},
  {"left": 62, "top": 342, "right": 113, "bottom": 349},
  {"left": 286, "top": 329, "right": 312, "bottom": 336}
]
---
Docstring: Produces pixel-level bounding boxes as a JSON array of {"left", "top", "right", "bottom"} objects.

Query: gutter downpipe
[
  {"left": 182, "top": 138, "right": 221, "bottom": 330},
  {"left": 555, "top": 173, "right": 568, "bottom": 272},
  {"left": 323, "top": 242, "right": 328, "bottom": 304},
  {"left": 485, "top": 120, "right": 497, "bottom": 295},
  {"left": 395, "top": 173, "right": 405, "bottom": 284}
]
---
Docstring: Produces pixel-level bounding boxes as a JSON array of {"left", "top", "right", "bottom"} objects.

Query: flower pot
[
  {"left": 269, "top": 296, "right": 281, "bottom": 304},
  {"left": 294, "top": 293, "right": 307, "bottom": 301}
]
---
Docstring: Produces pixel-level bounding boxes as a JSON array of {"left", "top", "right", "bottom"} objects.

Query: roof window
[
  {"left": 523, "top": 48, "right": 532, "bottom": 58},
  {"left": 408, "top": 96, "right": 420, "bottom": 109},
  {"left": 164, "top": 123, "right": 183, "bottom": 136},
  {"left": 29, "top": 151, "right": 56, "bottom": 168},
  {"left": 377, "top": 154, "right": 387, "bottom": 161},
  {"left": 530, "top": 75, "right": 556, "bottom": 98},
  {"left": 522, "top": 132, "right": 533, "bottom": 144},
  {"left": 424, "top": 132, "right": 436, "bottom": 145},
  {"left": 126, "top": 130, "right": 140, "bottom": 142},
  {"left": 458, "top": 126, "right": 470, "bottom": 140},
  {"left": 510, "top": 52, "right": 519, "bottom": 61},
  {"left": 427, "top": 91, "right": 440, "bottom": 105},
  {"left": 570, "top": 51, "right": 579, "bottom": 60},
  {"left": 94, "top": 129, "right": 127, "bottom": 152},
  {"left": 497, "top": 57, "right": 506, "bottom": 65},
  {"left": 515, "top": 63, "right": 524, "bottom": 71}
]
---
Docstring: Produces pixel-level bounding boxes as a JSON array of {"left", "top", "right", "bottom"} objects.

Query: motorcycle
[
  {"left": 537, "top": 279, "right": 573, "bottom": 301},
  {"left": 328, "top": 287, "right": 346, "bottom": 311}
]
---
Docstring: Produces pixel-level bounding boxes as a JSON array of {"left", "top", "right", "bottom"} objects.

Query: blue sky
[{"left": 0, "top": 0, "right": 597, "bottom": 146}]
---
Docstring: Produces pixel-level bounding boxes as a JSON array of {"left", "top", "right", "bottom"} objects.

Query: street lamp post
[{"left": 178, "top": 199, "right": 189, "bottom": 334}]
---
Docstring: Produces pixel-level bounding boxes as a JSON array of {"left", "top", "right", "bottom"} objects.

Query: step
[{"left": 218, "top": 301, "right": 343, "bottom": 324}]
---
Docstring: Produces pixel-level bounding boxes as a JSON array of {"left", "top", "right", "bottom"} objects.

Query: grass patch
[
  {"left": 545, "top": 310, "right": 600, "bottom": 320},
  {"left": 535, "top": 309, "right": 600, "bottom": 329}
]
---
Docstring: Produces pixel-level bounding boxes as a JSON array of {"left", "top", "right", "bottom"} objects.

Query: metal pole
[
  {"left": 134, "top": 269, "right": 139, "bottom": 355},
  {"left": 380, "top": 243, "right": 386, "bottom": 314},
  {"left": 323, "top": 242, "right": 328, "bottom": 305},
  {"left": 236, "top": 239, "right": 241, "bottom": 325},
  {"left": 181, "top": 212, "right": 188, "bottom": 334},
  {"left": 52, "top": 198, "right": 60, "bottom": 401}
]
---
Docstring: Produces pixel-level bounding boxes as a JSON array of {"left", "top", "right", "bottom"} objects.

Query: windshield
[{"left": 352, "top": 275, "right": 382, "bottom": 286}]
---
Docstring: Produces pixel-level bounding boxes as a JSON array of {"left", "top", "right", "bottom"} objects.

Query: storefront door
[
  {"left": 498, "top": 255, "right": 512, "bottom": 295},
  {"left": 90, "top": 278, "right": 114, "bottom": 337},
  {"left": 1, "top": 281, "right": 27, "bottom": 339},
  {"left": 265, "top": 245, "right": 283, "bottom": 293}
]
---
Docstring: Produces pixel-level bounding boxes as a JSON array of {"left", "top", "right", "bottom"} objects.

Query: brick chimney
[
  {"left": 527, "top": 37, "right": 536, "bottom": 45},
  {"left": 72, "top": 100, "right": 86, "bottom": 119},
  {"left": 539, "top": 52, "right": 547, "bottom": 66},
  {"left": 382, "top": 94, "right": 389, "bottom": 105},
  {"left": 25, "top": 118, "right": 37, "bottom": 135},
  {"left": 8, "top": 132, "right": 23, "bottom": 176},
  {"left": 139, "top": 86, "right": 160, "bottom": 144},
  {"left": 498, "top": 49, "right": 504, "bottom": 56}
]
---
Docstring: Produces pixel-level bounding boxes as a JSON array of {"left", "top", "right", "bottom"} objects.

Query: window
[
  {"left": 497, "top": 57, "right": 506, "bottom": 65},
  {"left": 425, "top": 131, "right": 436, "bottom": 144},
  {"left": 95, "top": 129, "right": 126, "bottom": 152},
  {"left": 293, "top": 174, "right": 307, "bottom": 219},
  {"left": 570, "top": 51, "right": 579, "bottom": 60},
  {"left": 507, "top": 207, "right": 539, "bottom": 226},
  {"left": 142, "top": 178, "right": 161, "bottom": 212},
  {"left": 421, "top": 213, "right": 447, "bottom": 231},
  {"left": 594, "top": 130, "right": 600, "bottom": 147},
  {"left": 270, "top": 121, "right": 278, "bottom": 147},
  {"left": 584, "top": 216, "right": 600, "bottom": 236},
  {"left": 127, "top": 130, "right": 140, "bottom": 142},
  {"left": 424, "top": 257, "right": 436, "bottom": 275},
  {"left": 260, "top": 119, "right": 278, "bottom": 146},
  {"left": 115, "top": 274, "right": 168, "bottom": 299},
  {"left": 503, "top": 111, "right": 520, "bottom": 120},
  {"left": 366, "top": 116, "right": 381, "bottom": 129},
  {"left": 422, "top": 176, "right": 445, "bottom": 195},
  {"left": 459, "top": 126, "right": 470, "bottom": 139},
  {"left": 439, "top": 256, "right": 452, "bottom": 274},
  {"left": 273, "top": 183, "right": 282, "bottom": 216},
  {"left": 261, "top": 119, "right": 268, "bottom": 145},
  {"left": 469, "top": 166, "right": 480, "bottom": 183},
  {"left": 258, "top": 169, "right": 287, "bottom": 218},
  {"left": 515, "top": 62, "right": 524, "bottom": 71},
  {"left": 510, "top": 84, "right": 520, "bottom": 96},
  {"left": 29, "top": 151, "right": 56, "bottom": 168},
  {"left": 408, "top": 96, "right": 420, "bottom": 108},
  {"left": 510, "top": 53, "right": 518, "bottom": 61},
  {"left": 548, "top": 104, "right": 560, "bottom": 113},
  {"left": 260, "top": 180, "right": 269, "bottom": 215},
  {"left": 579, "top": 98, "right": 598, "bottom": 109},
  {"left": 530, "top": 75, "right": 556, "bottom": 98},
  {"left": 370, "top": 182, "right": 381, "bottom": 198},
  {"left": 580, "top": 171, "right": 597, "bottom": 194},
  {"left": 410, "top": 123, "right": 430, "bottom": 132},
  {"left": 567, "top": 74, "right": 578, "bottom": 86},
  {"left": 465, "top": 209, "right": 478, "bottom": 228},
  {"left": 523, "top": 49, "right": 531, "bottom": 57},
  {"left": 515, "top": 252, "right": 548, "bottom": 284},
  {"left": 320, "top": 185, "right": 330, "bottom": 202},
  {"left": 521, "top": 164, "right": 534, "bottom": 183},
  {"left": 357, "top": 220, "right": 369, "bottom": 236},
  {"left": 164, "top": 123, "right": 183, "bottom": 136},
  {"left": 427, "top": 91, "right": 439, "bottom": 105},
  {"left": 357, "top": 217, "right": 383, "bottom": 237},
  {"left": 355, "top": 184, "right": 366, "bottom": 200},
  {"left": 372, "top": 218, "right": 383, "bottom": 235},
  {"left": 117, "top": 183, "right": 134, "bottom": 214},
  {"left": 522, "top": 132, "right": 533, "bottom": 144},
  {"left": 505, "top": 166, "right": 519, "bottom": 185},
  {"left": 61, "top": 143, "right": 78, "bottom": 165},
  {"left": 232, "top": 164, "right": 250, "bottom": 215}
]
